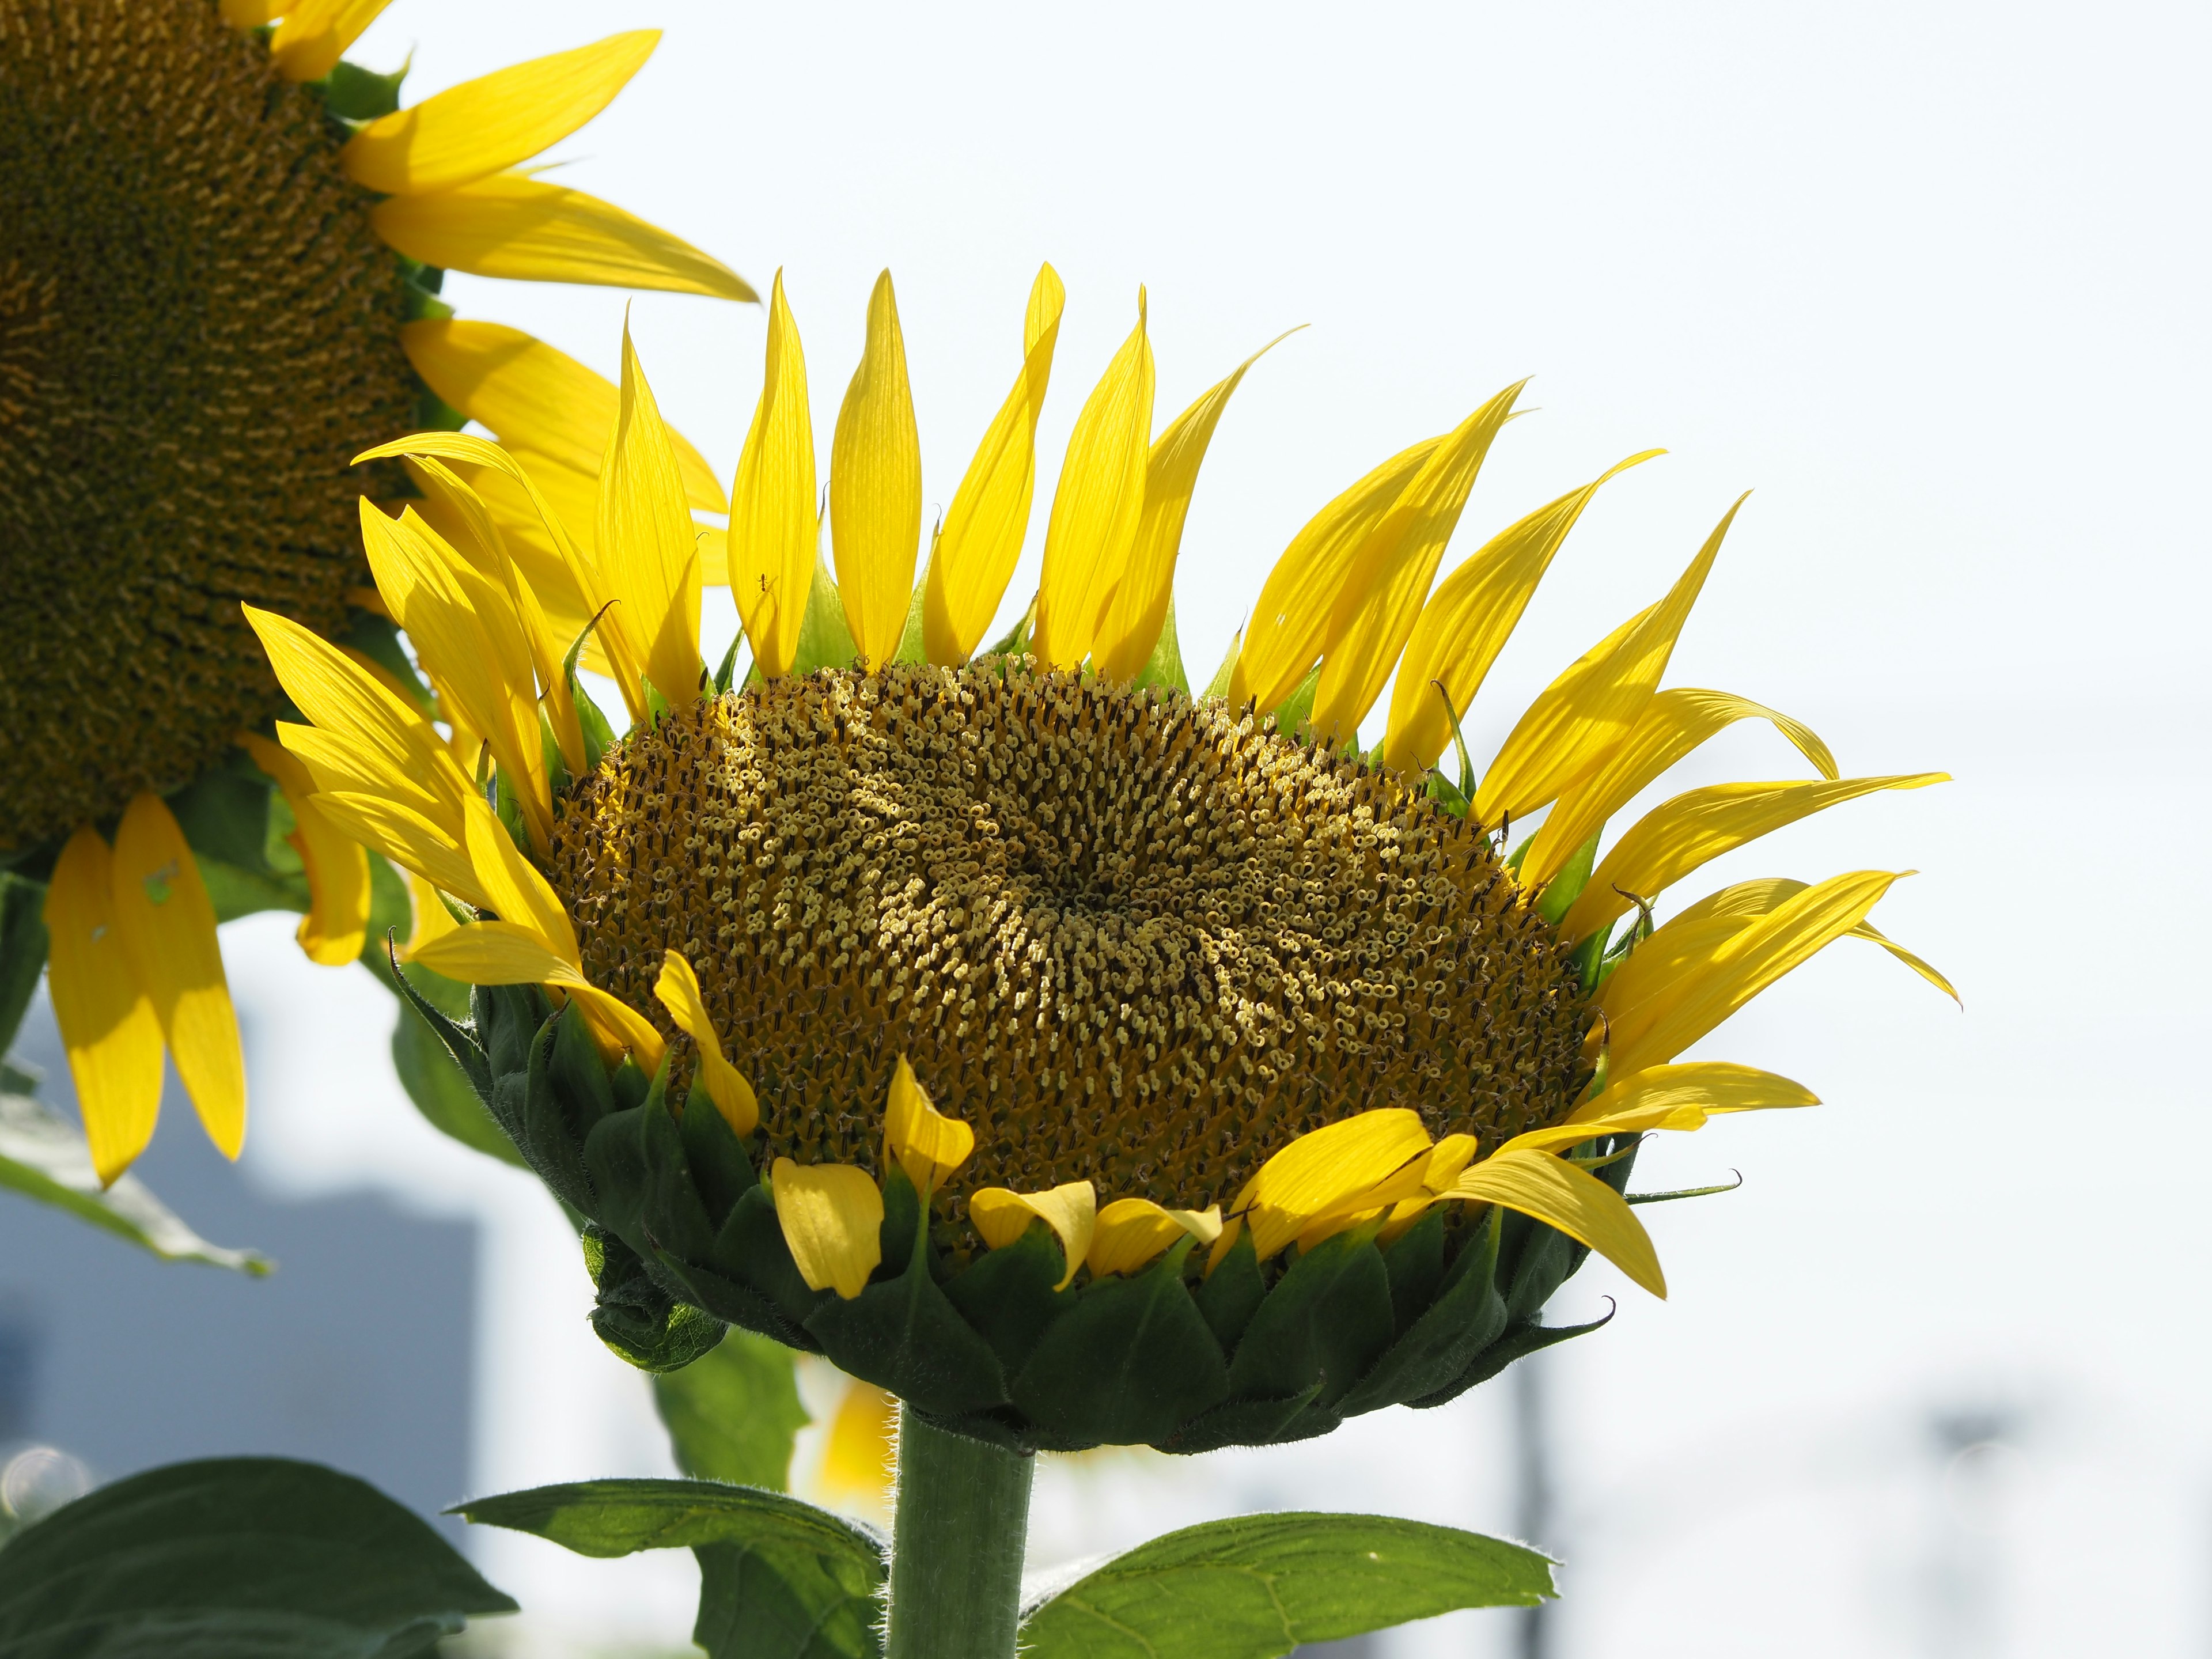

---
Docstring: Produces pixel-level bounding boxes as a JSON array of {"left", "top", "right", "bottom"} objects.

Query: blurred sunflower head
[
  {"left": 0, "top": 0, "right": 750, "bottom": 1181},
  {"left": 251, "top": 267, "right": 1953, "bottom": 1451}
]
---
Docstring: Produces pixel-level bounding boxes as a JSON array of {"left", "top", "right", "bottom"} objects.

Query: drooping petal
[
  {"left": 267, "top": 0, "right": 392, "bottom": 82},
  {"left": 882, "top": 1055, "right": 973, "bottom": 1198},
  {"left": 970, "top": 1181, "right": 1097, "bottom": 1290},
  {"left": 401, "top": 321, "right": 726, "bottom": 512},
  {"left": 1386, "top": 452, "right": 1665, "bottom": 778},
  {"left": 1307, "top": 385, "right": 1526, "bottom": 747},
  {"left": 654, "top": 950, "right": 759, "bottom": 1137},
  {"left": 729, "top": 271, "right": 818, "bottom": 679},
  {"left": 343, "top": 32, "right": 660, "bottom": 196},
  {"left": 771, "top": 1160, "right": 884, "bottom": 1300},
  {"left": 1087, "top": 1197, "right": 1222, "bottom": 1279},
  {"left": 830, "top": 271, "right": 923, "bottom": 671},
  {"left": 372, "top": 173, "right": 755, "bottom": 301},
  {"left": 1092, "top": 329, "right": 1292, "bottom": 684},
  {"left": 109, "top": 794, "right": 245, "bottom": 1160},
  {"left": 1231, "top": 1108, "right": 1434, "bottom": 1261},
  {"left": 599, "top": 320, "right": 703, "bottom": 711},
  {"left": 1446, "top": 1148, "right": 1665, "bottom": 1298},
  {"left": 1659, "top": 878, "right": 1960, "bottom": 1007},
  {"left": 1521, "top": 688, "right": 1837, "bottom": 891},
  {"left": 1228, "top": 435, "right": 1443, "bottom": 714},
  {"left": 1560, "top": 774, "right": 1950, "bottom": 942},
  {"left": 237, "top": 732, "right": 370, "bottom": 967},
  {"left": 459, "top": 799, "right": 577, "bottom": 964},
  {"left": 43, "top": 827, "right": 164, "bottom": 1185},
  {"left": 1565, "top": 1060, "right": 1820, "bottom": 1127},
  {"left": 924, "top": 264, "right": 1065, "bottom": 665},
  {"left": 1600, "top": 869, "right": 1908, "bottom": 1077},
  {"left": 1032, "top": 291, "right": 1154, "bottom": 671}
]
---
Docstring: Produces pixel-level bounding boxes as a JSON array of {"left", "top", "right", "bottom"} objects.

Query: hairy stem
[{"left": 884, "top": 1407, "right": 1035, "bottom": 1659}]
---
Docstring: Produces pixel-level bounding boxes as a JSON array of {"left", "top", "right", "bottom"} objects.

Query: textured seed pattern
[
  {"left": 552, "top": 664, "right": 1593, "bottom": 1215},
  {"left": 0, "top": 0, "right": 415, "bottom": 850}
]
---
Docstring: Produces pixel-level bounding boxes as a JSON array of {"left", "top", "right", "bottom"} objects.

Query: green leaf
[
  {"left": 0, "top": 1456, "right": 514, "bottom": 1658},
  {"left": 0, "top": 1077, "right": 267, "bottom": 1274},
  {"left": 1019, "top": 1512, "right": 1552, "bottom": 1659},
  {"left": 457, "top": 1478, "right": 884, "bottom": 1659},
  {"left": 653, "top": 1328, "right": 810, "bottom": 1491},
  {"left": 0, "top": 873, "right": 48, "bottom": 1059}
]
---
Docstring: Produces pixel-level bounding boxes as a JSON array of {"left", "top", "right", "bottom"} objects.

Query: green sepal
[
  {"left": 980, "top": 592, "right": 1037, "bottom": 660},
  {"left": 517, "top": 1002, "right": 614, "bottom": 1213},
  {"left": 583, "top": 1223, "right": 728, "bottom": 1373},
  {"left": 709, "top": 1186, "right": 828, "bottom": 1343},
  {"left": 1501, "top": 1138, "right": 1637, "bottom": 1323},
  {"left": 1129, "top": 597, "right": 1191, "bottom": 698},
  {"left": 712, "top": 630, "right": 747, "bottom": 695},
  {"left": 877, "top": 1163, "right": 923, "bottom": 1273},
  {"left": 1412, "top": 1305, "right": 1617, "bottom": 1410},
  {"left": 1533, "top": 830, "right": 1602, "bottom": 925},
  {"left": 1155, "top": 1385, "right": 1324, "bottom": 1456},
  {"left": 1193, "top": 1231, "right": 1266, "bottom": 1351},
  {"left": 1380, "top": 1206, "right": 1448, "bottom": 1333},
  {"left": 680, "top": 1078, "right": 760, "bottom": 1228},
  {"left": 385, "top": 937, "right": 491, "bottom": 1104},
  {"left": 790, "top": 551, "right": 859, "bottom": 675},
  {"left": 563, "top": 606, "right": 619, "bottom": 769},
  {"left": 1009, "top": 1240, "right": 1227, "bottom": 1446},
  {"left": 1224, "top": 1230, "right": 1395, "bottom": 1414},
  {"left": 320, "top": 55, "right": 408, "bottom": 119},
  {"left": 611, "top": 1055, "right": 653, "bottom": 1113},
  {"left": 0, "top": 872, "right": 48, "bottom": 1059},
  {"left": 1268, "top": 662, "right": 1320, "bottom": 738},
  {"left": 1627, "top": 1172, "right": 1743, "bottom": 1205},
  {"left": 1199, "top": 627, "right": 1240, "bottom": 700},
  {"left": 805, "top": 1172, "right": 1010, "bottom": 1419},
  {"left": 581, "top": 1105, "right": 654, "bottom": 1256},
  {"left": 942, "top": 1223, "right": 1077, "bottom": 1378},
  {"left": 1336, "top": 1207, "right": 1506, "bottom": 1416},
  {"left": 392, "top": 984, "right": 523, "bottom": 1166},
  {"left": 892, "top": 556, "right": 930, "bottom": 665}
]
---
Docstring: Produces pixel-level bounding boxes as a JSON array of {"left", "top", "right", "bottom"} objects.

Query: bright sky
[{"left": 229, "top": 2, "right": 2212, "bottom": 1653}]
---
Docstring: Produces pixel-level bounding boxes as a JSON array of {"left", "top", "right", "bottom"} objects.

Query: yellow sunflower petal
[
  {"left": 599, "top": 320, "right": 703, "bottom": 711},
  {"left": 1087, "top": 1197, "right": 1222, "bottom": 1279},
  {"left": 970, "top": 1181, "right": 1097, "bottom": 1291},
  {"left": 1601, "top": 869, "right": 1908, "bottom": 1077},
  {"left": 1306, "top": 385, "right": 1525, "bottom": 747},
  {"left": 653, "top": 950, "right": 759, "bottom": 1137},
  {"left": 343, "top": 31, "right": 660, "bottom": 196},
  {"left": 1562, "top": 774, "right": 1950, "bottom": 942},
  {"left": 924, "top": 263, "right": 1065, "bottom": 665},
  {"left": 771, "top": 1160, "right": 884, "bottom": 1300},
  {"left": 43, "top": 827, "right": 164, "bottom": 1186},
  {"left": 372, "top": 173, "right": 755, "bottom": 301},
  {"left": 403, "top": 869, "right": 461, "bottom": 958},
  {"left": 1092, "top": 329, "right": 1291, "bottom": 684},
  {"left": 267, "top": 0, "right": 392, "bottom": 82},
  {"left": 1234, "top": 1107, "right": 1433, "bottom": 1261},
  {"left": 1521, "top": 687, "right": 1838, "bottom": 891},
  {"left": 410, "top": 919, "right": 662, "bottom": 1069},
  {"left": 1855, "top": 922, "right": 1961, "bottom": 1005},
  {"left": 237, "top": 732, "right": 370, "bottom": 967},
  {"left": 1565, "top": 1060, "right": 1820, "bottom": 1127},
  {"left": 310, "top": 789, "right": 485, "bottom": 909},
  {"left": 459, "top": 798, "right": 577, "bottom": 963},
  {"left": 729, "top": 271, "right": 818, "bottom": 679},
  {"left": 400, "top": 321, "right": 726, "bottom": 512},
  {"left": 1446, "top": 1147, "right": 1665, "bottom": 1298},
  {"left": 1386, "top": 450, "right": 1664, "bottom": 778},
  {"left": 109, "top": 794, "right": 244, "bottom": 1160},
  {"left": 1032, "top": 290, "right": 1155, "bottom": 671},
  {"left": 815, "top": 1380, "right": 896, "bottom": 1500},
  {"left": 882, "top": 1056, "right": 972, "bottom": 1198},
  {"left": 830, "top": 271, "right": 923, "bottom": 671},
  {"left": 1474, "top": 486, "right": 1729, "bottom": 824}
]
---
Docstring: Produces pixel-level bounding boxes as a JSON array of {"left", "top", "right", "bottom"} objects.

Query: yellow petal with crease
[
  {"left": 344, "top": 32, "right": 660, "bottom": 196},
  {"left": 1601, "top": 869, "right": 1907, "bottom": 1078},
  {"left": 404, "top": 870, "right": 460, "bottom": 958},
  {"left": 1856, "top": 922, "right": 1961, "bottom": 1005},
  {"left": 654, "top": 951, "right": 759, "bottom": 1137},
  {"left": 1657, "top": 878, "right": 1959, "bottom": 1007},
  {"left": 1476, "top": 486, "right": 1729, "bottom": 823},
  {"left": 729, "top": 272, "right": 817, "bottom": 679},
  {"left": 1033, "top": 291, "right": 1154, "bottom": 671},
  {"left": 372, "top": 173, "right": 755, "bottom": 301},
  {"left": 1385, "top": 458, "right": 1654, "bottom": 777},
  {"left": 1566, "top": 1061, "right": 1820, "bottom": 1126},
  {"left": 1562, "top": 774, "right": 1949, "bottom": 942},
  {"left": 772, "top": 1160, "right": 883, "bottom": 1300},
  {"left": 1308, "top": 385, "right": 1526, "bottom": 747},
  {"left": 1446, "top": 1148, "right": 1665, "bottom": 1298},
  {"left": 971, "top": 1182, "right": 1097, "bottom": 1290},
  {"left": 1228, "top": 435, "right": 1442, "bottom": 714},
  {"left": 600, "top": 320, "right": 703, "bottom": 710},
  {"left": 410, "top": 919, "right": 662, "bottom": 1068},
  {"left": 312, "top": 790, "right": 486, "bottom": 909},
  {"left": 1233, "top": 1108, "right": 1433, "bottom": 1261},
  {"left": 1088, "top": 1198, "right": 1222, "bottom": 1279},
  {"left": 883, "top": 1056, "right": 972, "bottom": 1197},
  {"left": 109, "top": 794, "right": 244, "bottom": 1160},
  {"left": 1093, "top": 329, "right": 1293, "bottom": 684},
  {"left": 459, "top": 799, "right": 576, "bottom": 963},
  {"left": 402, "top": 321, "right": 725, "bottom": 512},
  {"left": 925, "top": 264, "right": 1065, "bottom": 665},
  {"left": 43, "top": 827, "right": 164, "bottom": 1185},
  {"left": 831, "top": 271, "right": 923, "bottom": 670},
  {"left": 238, "top": 732, "right": 370, "bottom": 967},
  {"left": 268, "top": 0, "right": 391, "bottom": 82},
  {"left": 1522, "top": 688, "right": 1837, "bottom": 891}
]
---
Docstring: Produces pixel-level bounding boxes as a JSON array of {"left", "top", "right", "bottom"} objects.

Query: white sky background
[{"left": 224, "top": 1, "right": 2212, "bottom": 1653}]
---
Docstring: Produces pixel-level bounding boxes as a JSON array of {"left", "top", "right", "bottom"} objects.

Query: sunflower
[
  {"left": 0, "top": 0, "right": 751, "bottom": 1181},
  {"left": 245, "top": 266, "right": 1950, "bottom": 1457}
]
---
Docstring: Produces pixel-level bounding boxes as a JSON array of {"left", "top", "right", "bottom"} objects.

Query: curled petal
[
  {"left": 970, "top": 1181, "right": 1097, "bottom": 1290},
  {"left": 773, "top": 1160, "right": 884, "bottom": 1300}
]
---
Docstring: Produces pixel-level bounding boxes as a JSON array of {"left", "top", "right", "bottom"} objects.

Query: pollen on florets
[{"left": 550, "top": 662, "right": 1592, "bottom": 1214}]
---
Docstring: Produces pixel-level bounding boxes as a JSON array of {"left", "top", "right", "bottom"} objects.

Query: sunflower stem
[{"left": 884, "top": 1407, "right": 1034, "bottom": 1659}]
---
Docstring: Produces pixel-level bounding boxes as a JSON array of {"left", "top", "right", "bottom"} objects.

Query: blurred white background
[{"left": 221, "top": 0, "right": 2211, "bottom": 1652}]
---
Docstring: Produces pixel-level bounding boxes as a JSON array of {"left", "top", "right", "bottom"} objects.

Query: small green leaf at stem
[
  {"left": 653, "top": 1328, "right": 810, "bottom": 1490},
  {"left": 1018, "top": 1512, "right": 1552, "bottom": 1659}
]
